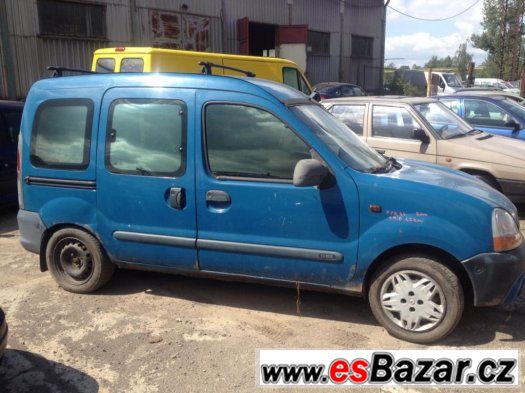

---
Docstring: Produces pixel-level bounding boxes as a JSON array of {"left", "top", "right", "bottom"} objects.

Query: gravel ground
[{"left": 1, "top": 207, "right": 525, "bottom": 393}]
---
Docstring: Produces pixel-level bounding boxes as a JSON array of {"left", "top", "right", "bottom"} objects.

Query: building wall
[{"left": 1, "top": 0, "right": 385, "bottom": 99}]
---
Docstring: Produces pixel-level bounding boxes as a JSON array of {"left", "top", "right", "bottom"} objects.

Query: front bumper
[
  {"left": 497, "top": 178, "right": 525, "bottom": 204},
  {"left": 0, "top": 308, "right": 7, "bottom": 361},
  {"left": 462, "top": 242, "right": 525, "bottom": 306}
]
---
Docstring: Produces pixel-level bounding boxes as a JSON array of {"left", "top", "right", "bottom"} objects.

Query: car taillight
[{"left": 17, "top": 133, "right": 24, "bottom": 209}]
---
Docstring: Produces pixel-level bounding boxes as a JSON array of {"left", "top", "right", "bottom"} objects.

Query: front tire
[
  {"left": 46, "top": 228, "right": 115, "bottom": 293},
  {"left": 369, "top": 256, "right": 463, "bottom": 344}
]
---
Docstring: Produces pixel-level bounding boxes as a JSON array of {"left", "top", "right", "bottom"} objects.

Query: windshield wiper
[
  {"left": 369, "top": 157, "right": 401, "bottom": 174},
  {"left": 466, "top": 129, "right": 483, "bottom": 135}
]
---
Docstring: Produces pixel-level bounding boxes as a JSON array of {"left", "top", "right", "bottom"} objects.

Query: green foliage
[
  {"left": 424, "top": 42, "right": 473, "bottom": 79},
  {"left": 471, "top": 0, "right": 525, "bottom": 80}
]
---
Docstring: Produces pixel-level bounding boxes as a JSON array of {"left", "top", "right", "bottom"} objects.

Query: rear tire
[
  {"left": 368, "top": 256, "right": 463, "bottom": 344},
  {"left": 46, "top": 228, "right": 115, "bottom": 293}
]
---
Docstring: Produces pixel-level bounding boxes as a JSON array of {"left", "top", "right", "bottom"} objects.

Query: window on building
[
  {"left": 37, "top": 0, "right": 107, "bottom": 39},
  {"left": 352, "top": 35, "right": 373, "bottom": 59},
  {"left": 372, "top": 105, "right": 420, "bottom": 139},
  {"left": 205, "top": 104, "right": 311, "bottom": 180},
  {"left": 107, "top": 99, "right": 186, "bottom": 177},
  {"left": 31, "top": 100, "right": 93, "bottom": 169},
  {"left": 330, "top": 105, "right": 366, "bottom": 135},
  {"left": 307, "top": 31, "right": 330, "bottom": 56}
]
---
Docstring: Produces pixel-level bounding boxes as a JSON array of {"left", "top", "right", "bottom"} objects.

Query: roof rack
[
  {"left": 47, "top": 66, "right": 99, "bottom": 78},
  {"left": 198, "top": 61, "right": 256, "bottom": 77}
]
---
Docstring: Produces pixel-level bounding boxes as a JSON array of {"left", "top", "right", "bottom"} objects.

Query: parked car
[
  {"left": 0, "top": 100, "right": 23, "bottom": 206},
  {"left": 425, "top": 71, "right": 464, "bottom": 95},
  {"left": 438, "top": 94, "right": 525, "bottom": 140},
  {"left": 473, "top": 78, "right": 520, "bottom": 95},
  {"left": 0, "top": 307, "right": 7, "bottom": 361},
  {"left": 313, "top": 82, "right": 365, "bottom": 100},
  {"left": 17, "top": 73, "right": 525, "bottom": 344},
  {"left": 453, "top": 89, "right": 525, "bottom": 106},
  {"left": 322, "top": 96, "right": 525, "bottom": 203}
]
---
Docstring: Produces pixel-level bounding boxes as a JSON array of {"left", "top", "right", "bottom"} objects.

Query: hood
[
  {"left": 439, "top": 133, "right": 525, "bottom": 165},
  {"left": 387, "top": 159, "right": 516, "bottom": 212}
]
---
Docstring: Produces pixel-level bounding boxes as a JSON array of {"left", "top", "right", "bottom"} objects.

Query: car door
[
  {"left": 463, "top": 99, "right": 517, "bottom": 137},
  {"left": 96, "top": 87, "right": 198, "bottom": 270},
  {"left": 0, "top": 109, "right": 21, "bottom": 203},
  {"left": 366, "top": 104, "right": 437, "bottom": 163},
  {"left": 194, "top": 90, "right": 359, "bottom": 286}
]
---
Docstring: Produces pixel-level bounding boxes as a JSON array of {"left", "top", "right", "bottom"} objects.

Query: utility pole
[{"left": 338, "top": 0, "right": 344, "bottom": 82}]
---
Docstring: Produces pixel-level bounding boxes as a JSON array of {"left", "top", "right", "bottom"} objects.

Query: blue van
[
  {"left": 17, "top": 73, "right": 525, "bottom": 343},
  {"left": 0, "top": 100, "right": 23, "bottom": 206}
]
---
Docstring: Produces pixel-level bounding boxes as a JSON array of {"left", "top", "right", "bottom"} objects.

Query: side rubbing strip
[
  {"left": 25, "top": 177, "right": 96, "bottom": 190},
  {"left": 197, "top": 239, "right": 343, "bottom": 263},
  {"left": 114, "top": 231, "right": 196, "bottom": 248}
]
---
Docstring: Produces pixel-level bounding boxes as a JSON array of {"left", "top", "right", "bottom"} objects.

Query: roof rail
[
  {"left": 198, "top": 61, "right": 256, "bottom": 77},
  {"left": 47, "top": 66, "right": 99, "bottom": 78}
]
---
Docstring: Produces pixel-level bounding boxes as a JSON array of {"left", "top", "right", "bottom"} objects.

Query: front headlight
[{"left": 492, "top": 208, "right": 523, "bottom": 252}]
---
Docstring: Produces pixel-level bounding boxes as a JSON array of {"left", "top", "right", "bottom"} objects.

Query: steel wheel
[
  {"left": 380, "top": 270, "right": 446, "bottom": 332},
  {"left": 53, "top": 237, "right": 94, "bottom": 285}
]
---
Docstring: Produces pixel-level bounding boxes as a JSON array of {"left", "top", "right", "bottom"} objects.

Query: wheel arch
[
  {"left": 459, "top": 168, "right": 501, "bottom": 191},
  {"left": 362, "top": 243, "right": 474, "bottom": 306}
]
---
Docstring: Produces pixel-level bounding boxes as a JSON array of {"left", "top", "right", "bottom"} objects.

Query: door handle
[
  {"left": 206, "top": 190, "right": 231, "bottom": 203},
  {"left": 169, "top": 187, "right": 185, "bottom": 210}
]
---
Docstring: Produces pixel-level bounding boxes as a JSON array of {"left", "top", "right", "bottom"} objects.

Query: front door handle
[
  {"left": 206, "top": 190, "right": 231, "bottom": 203},
  {"left": 169, "top": 187, "right": 185, "bottom": 210}
]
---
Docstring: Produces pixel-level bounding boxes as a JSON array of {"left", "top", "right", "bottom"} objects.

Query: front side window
[
  {"left": 372, "top": 106, "right": 420, "bottom": 139},
  {"left": 31, "top": 100, "right": 93, "bottom": 169},
  {"left": 330, "top": 105, "right": 365, "bottom": 135},
  {"left": 283, "top": 68, "right": 311, "bottom": 95},
  {"left": 107, "top": 99, "right": 185, "bottom": 176},
  {"left": 465, "top": 99, "right": 512, "bottom": 127},
  {"left": 440, "top": 99, "right": 461, "bottom": 115},
  {"left": 205, "top": 104, "right": 311, "bottom": 180},
  {"left": 120, "top": 58, "right": 144, "bottom": 73}
]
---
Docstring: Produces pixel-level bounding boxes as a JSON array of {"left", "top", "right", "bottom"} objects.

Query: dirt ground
[{"left": 1, "top": 206, "right": 525, "bottom": 393}]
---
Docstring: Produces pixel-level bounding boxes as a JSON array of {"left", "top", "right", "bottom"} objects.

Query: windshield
[
  {"left": 291, "top": 105, "right": 387, "bottom": 172},
  {"left": 442, "top": 74, "right": 463, "bottom": 88},
  {"left": 413, "top": 102, "right": 473, "bottom": 139}
]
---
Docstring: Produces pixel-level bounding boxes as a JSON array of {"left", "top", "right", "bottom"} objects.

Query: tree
[
  {"left": 455, "top": 42, "right": 473, "bottom": 79},
  {"left": 471, "top": 0, "right": 525, "bottom": 80}
]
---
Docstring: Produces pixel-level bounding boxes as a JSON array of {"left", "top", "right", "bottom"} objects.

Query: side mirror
[
  {"left": 505, "top": 118, "right": 521, "bottom": 131},
  {"left": 412, "top": 128, "right": 430, "bottom": 144},
  {"left": 309, "top": 91, "right": 321, "bottom": 102},
  {"left": 293, "top": 159, "right": 328, "bottom": 187}
]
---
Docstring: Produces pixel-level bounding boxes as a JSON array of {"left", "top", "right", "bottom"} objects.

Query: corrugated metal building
[{"left": 0, "top": 0, "right": 386, "bottom": 99}]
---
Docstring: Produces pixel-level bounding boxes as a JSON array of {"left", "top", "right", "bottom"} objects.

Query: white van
[{"left": 425, "top": 71, "right": 464, "bottom": 95}]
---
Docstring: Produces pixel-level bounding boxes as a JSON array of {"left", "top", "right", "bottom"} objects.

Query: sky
[{"left": 385, "top": 0, "right": 487, "bottom": 67}]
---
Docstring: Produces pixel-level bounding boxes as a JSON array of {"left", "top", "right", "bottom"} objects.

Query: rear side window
[
  {"left": 30, "top": 100, "right": 93, "bottom": 169},
  {"left": 107, "top": 99, "right": 185, "bottom": 177},
  {"left": 120, "top": 58, "right": 144, "bottom": 72},
  {"left": 204, "top": 104, "right": 311, "bottom": 180},
  {"left": 96, "top": 58, "right": 115, "bottom": 73},
  {"left": 372, "top": 105, "right": 420, "bottom": 139}
]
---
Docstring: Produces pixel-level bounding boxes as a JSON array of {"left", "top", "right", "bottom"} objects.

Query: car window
[
  {"left": 283, "top": 67, "right": 300, "bottom": 90},
  {"left": 372, "top": 105, "right": 420, "bottom": 139},
  {"left": 0, "top": 110, "right": 21, "bottom": 145},
  {"left": 298, "top": 73, "right": 311, "bottom": 94},
  {"left": 95, "top": 58, "right": 115, "bottom": 73},
  {"left": 340, "top": 85, "right": 354, "bottom": 97},
  {"left": 120, "top": 58, "right": 144, "bottom": 73},
  {"left": 440, "top": 99, "right": 461, "bottom": 115},
  {"left": 329, "top": 105, "right": 365, "bottom": 135},
  {"left": 353, "top": 87, "right": 365, "bottom": 96},
  {"left": 464, "top": 99, "right": 512, "bottom": 127},
  {"left": 30, "top": 100, "right": 93, "bottom": 169},
  {"left": 107, "top": 99, "right": 185, "bottom": 176},
  {"left": 205, "top": 104, "right": 311, "bottom": 180}
]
